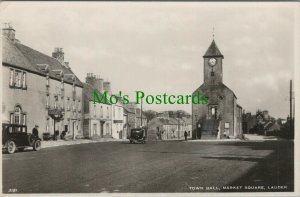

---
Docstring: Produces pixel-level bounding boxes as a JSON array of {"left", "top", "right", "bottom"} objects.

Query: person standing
[
  {"left": 184, "top": 130, "right": 188, "bottom": 141},
  {"left": 32, "top": 125, "right": 39, "bottom": 137}
]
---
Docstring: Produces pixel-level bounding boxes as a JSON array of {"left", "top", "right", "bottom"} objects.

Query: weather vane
[{"left": 212, "top": 26, "right": 215, "bottom": 40}]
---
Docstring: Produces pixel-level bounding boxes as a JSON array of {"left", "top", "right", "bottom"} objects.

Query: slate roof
[
  {"left": 182, "top": 117, "right": 192, "bottom": 125},
  {"left": 203, "top": 40, "right": 224, "bottom": 58},
  {"left": 123, "top": 106, "right": 135, "bottom": 114},
  {"left": 2, "top": 37, "right": 83, "bottom": 87},
  {"left": 152, "top": 117, "right": 180, "bottom": 125}
]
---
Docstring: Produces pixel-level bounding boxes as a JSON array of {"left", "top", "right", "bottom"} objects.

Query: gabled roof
[
  {"left": 2, "top": 37, "right": 83, "bottom": 87},
  {"left": 151, "top": 117, "right": 179, "bottom": 125},
  {"left": 123, "top": 106, "right": 135, "bottom": 114},
  {"left": 182, "top": 117, "right": 192, "bottom": 125},
  {"left": 203, "top": 40, "right": 224, "bottom": 58}
]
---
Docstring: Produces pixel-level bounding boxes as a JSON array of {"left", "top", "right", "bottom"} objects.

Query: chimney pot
[
  {"left": 52, "top": 47, "right": 64, "bottom": 63},
  {"left": 2, "top": 23, "right": 16, "bottom": 41}
]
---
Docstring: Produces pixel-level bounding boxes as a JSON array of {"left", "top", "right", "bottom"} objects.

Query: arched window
[
  {"left": 10, "top": 105, "right": 26, "bottom": 125},
  {"left": 14, "top": 106, "right": 21, "bottom": 124}
]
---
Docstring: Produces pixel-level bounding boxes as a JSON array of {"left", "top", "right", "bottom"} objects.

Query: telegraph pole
[
  {"left": 290, "top": 80, "right": 293, "bottom": 137},
  {"left": 140, "top": 100, "right": 143, "bottom": 127}
]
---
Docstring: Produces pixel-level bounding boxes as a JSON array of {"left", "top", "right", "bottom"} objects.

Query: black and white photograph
[{"left": 0, "top": 1, "right": 299, "bottom": 195}]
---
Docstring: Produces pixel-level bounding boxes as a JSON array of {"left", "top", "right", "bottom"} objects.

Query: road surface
[{"left": 2, "top": 140, "right": 294, "bottom": 193}]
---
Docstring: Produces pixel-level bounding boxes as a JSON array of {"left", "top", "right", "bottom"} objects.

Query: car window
[{"left": 17, "top": 127, "right": 22, "bottom": 133}]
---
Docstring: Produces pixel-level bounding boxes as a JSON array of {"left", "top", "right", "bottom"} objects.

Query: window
[
  {"left": 46, "top": 95, "right": 50, "bottom": 108},
  {"left": 9, "top": 69, "right": 27, "bottom": 89},
  {"left": 22, "top": 72, "right": 26, "bottom": 88},
  {"left": 77, "top": 99, "right": 81, "bottom": 112},
  {"left": 23, "top": 114, "right": 26, "bottom": 125},
  {"left": 46, "top": 75, "right": 50, "bottom": 87},
  {"left": 212, "top": 108, "right": 215, "bottom": 115},
  {"left": 46, "top": 117, "right": 49, "bottom": 132},
  {"left": 10, "top": 105, "right": 26, "bottom": 125},
  {"left": 209, "top": 105, "right": 218, "bottom": 119},
  {"left": 67, "top": 97, "right": 70, "bottom": 111},
  {"left": 54, "top": 95, "right": 58, "bottom": 109},
  {"left": 15, "top": 70, "right": 22, "bottom": 87},
  {"left": 61, "top": 80, "right": 64, "bottom": 90},
  {"left": 10, "top": 69, "right": 14, "bottom": 86},
  {"left": 225, "top": 123, "right": 230, "bottom": 129},
  {"left": 14, "top": 106, "right": 21, "bottom": 124}
]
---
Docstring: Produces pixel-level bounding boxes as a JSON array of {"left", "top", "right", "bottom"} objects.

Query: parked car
[
  {"left": 129, "top": 128, "right": 146, "bottom": 144},
  {"left": 2, "top": 123, "right": 42, "bottom": 154}
]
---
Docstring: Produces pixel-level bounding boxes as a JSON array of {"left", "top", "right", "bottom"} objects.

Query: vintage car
[
  {"left": 129, "top": 128, "right": 146, "bottom": 144},
  {"left": 2, "top": 123, "right": 42, "bottom": 154}
]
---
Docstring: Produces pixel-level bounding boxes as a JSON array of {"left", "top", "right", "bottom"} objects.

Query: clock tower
[
  {"left": 192, "top": 38, "right": 243, "bottom": 140},
  {"left": 203, "top": 40, "right": 224, "bottom": 85}
]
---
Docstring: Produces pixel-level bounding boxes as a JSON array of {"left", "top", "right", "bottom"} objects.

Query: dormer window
[
  {"left": 52, "top": 69, "right": 64, "bottom": 78},
  {"left": 64, "top": 73, "right": 75, "bottom": 82},
  {"left": 36, "top": 64, "right": 49, "bottom": 73}
]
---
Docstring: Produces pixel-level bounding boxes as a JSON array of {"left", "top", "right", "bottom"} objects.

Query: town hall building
[{"left": 192, "top": 39, "right": 243, "bottom": 139}]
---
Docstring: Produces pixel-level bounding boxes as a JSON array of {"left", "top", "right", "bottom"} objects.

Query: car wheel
[
  {"left": 7, "top": 140, "right": 16, "bottom": 154},
  {"left": 33, "top": 140, "right": 41, "bottom": 151}
]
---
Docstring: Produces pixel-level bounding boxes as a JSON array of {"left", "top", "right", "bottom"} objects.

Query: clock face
[{"left": 208, "top": 58, "right": 217, "bottom": 66}]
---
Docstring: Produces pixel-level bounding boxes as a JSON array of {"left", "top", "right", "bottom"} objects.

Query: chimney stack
[
  {"left": 103, "top": 81, "right": 111, "bottom": 94},
  {"left": 95, "top": 75, "right": 104, "bottom": 93},
  {"left": 2, "top": 23, "right": 16, "bottom": 41},
  {"left": 263, "top": 110, "right": 269, "bottom": 120},
  {"left": 85, "top": 73, "right": 105, "bottom": 93},
  {"left": 85, "top": 73, "right": 96, "bottom": 87},
  {"left": 52, "top": 48, "right": 64, "bottom": 63}
]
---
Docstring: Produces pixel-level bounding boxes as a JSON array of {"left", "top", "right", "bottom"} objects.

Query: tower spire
[{"left": 212, "top": 26, "right": 215, "bottom": 40}]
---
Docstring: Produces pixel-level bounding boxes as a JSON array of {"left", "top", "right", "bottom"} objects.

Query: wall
[
  {"left": 2, "top": 65, "right": 83, "bottom": 138},
  {"left": 192, "top": 85, "right": 236, "bottom": 139}
]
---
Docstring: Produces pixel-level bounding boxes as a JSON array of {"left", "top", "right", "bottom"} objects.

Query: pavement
[
  {"left": 41, "top": 138, "right": 127, "bottom": 149},
  {"left": 2, "top": 140, "right": 294, "bottom": 193},
  {"left": 36, "top": 134, "right": 283, "bottom": 150},
  {"left": 243, "top": 134, "right": 286, "bottom": 141}
]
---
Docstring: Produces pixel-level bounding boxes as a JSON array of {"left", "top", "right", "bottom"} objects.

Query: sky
[{"left": 0, "top": 2, "right": 297, "bottom": 118}]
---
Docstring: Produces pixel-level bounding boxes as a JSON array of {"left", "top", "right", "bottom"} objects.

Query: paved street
[{"left": 2, "top": 140, "right": 294, "bottom": 193}]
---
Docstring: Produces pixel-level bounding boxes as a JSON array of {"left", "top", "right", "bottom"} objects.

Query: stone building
[
  {"left": 83, "top": 73, "right": 125, "bottom": 139},
  {"left": 2, "top": 25, "right": 83, "bottom": 138},
  {"left": 123, "top": 102, "right": 147, "bottom": 139},
  {"left": 83, "top": 74, "right": 112, "bottom": 138},
  {"left": 123, "top": 106, "right": 135, "bottom": 139},
  {"left": 192, "top": 39, "right": 243, "bottom": 139},
  {"left": 112, "top": 100, "right": 124, "bottom": 139},
  {"left": 147, "top": 116, "right": 192, "bottom": 141}
]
